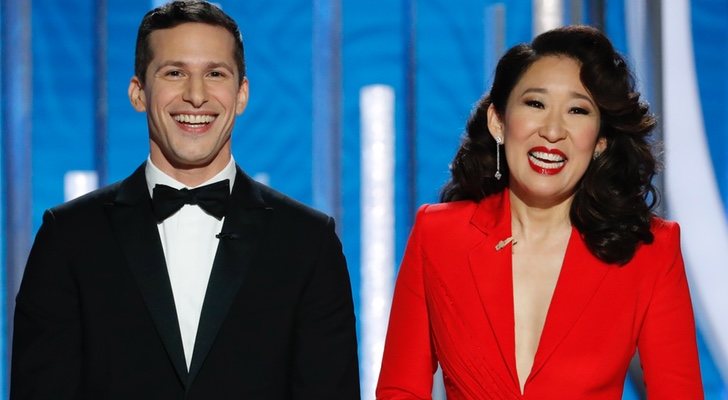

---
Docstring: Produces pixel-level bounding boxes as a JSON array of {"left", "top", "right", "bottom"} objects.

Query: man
[{"left": 11, "top": 1, "right": 360, "bottom": 399}]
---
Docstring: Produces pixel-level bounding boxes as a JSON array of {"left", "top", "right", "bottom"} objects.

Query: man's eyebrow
[
  {"left": 154, "top": 61, "right": 186, "bottom": 71},
  {"left": 206, "top": 62, "right": 235, "bottom": 71},
  {"left": 154, "top": 61, "right": 235, "bottom": 72}
]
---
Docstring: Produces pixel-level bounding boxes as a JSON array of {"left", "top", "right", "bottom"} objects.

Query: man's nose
[{"left": 182, "top": 76, "right": 208, "bottom": 107}]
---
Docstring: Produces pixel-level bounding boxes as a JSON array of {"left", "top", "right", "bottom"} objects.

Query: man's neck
[{"left": 149, "top": 153, "right": 232, "bottom": 187}]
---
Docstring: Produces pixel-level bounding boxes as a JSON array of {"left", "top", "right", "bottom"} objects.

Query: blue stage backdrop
[{"left": 1, "top": 0, "right": 726, "bottom": 399}]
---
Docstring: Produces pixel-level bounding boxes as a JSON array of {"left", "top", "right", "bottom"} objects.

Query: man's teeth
[{"left": 174, "top": 114, "right": 215, "bottom": 124}]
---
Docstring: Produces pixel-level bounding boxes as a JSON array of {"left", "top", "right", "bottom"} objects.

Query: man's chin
[{"left": 168, "top": 157, "right": 216, "bottom": 170}]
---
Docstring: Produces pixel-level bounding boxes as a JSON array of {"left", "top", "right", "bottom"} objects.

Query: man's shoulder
[
  {"left": 49, "top": 163, "right": 148, "bottom": 218},
  {"left": 49, "top": 180, "right": 123, "bottom": 217},
  {"left": 252, "top": 180, "right": 330, "bottom": 225}
]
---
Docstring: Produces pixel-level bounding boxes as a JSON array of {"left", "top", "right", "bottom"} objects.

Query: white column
[
  {"left": 533, "top": 0, "right": 563, "bottom": 35},
  {"left": 359, "top": 84, "right": 396, "bottom": 400},
  {"left": 64, "top": 171, "right": 99, "bottom": 201},
  {"left": 625, "top": 0, "right": 649, "bottom": 95}
]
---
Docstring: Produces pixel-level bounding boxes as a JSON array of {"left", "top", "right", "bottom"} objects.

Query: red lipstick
[{"left": 527, "top": 146, "right": 567, "bottom": 175}]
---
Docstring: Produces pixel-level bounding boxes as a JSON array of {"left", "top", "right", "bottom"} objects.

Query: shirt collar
[{"left": 145, "top": 156, "right": 237, "bottom": 198}]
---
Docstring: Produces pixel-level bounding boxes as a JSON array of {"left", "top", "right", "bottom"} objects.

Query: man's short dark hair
[{"left": 134, "top": 0, "right": 245, "bottom": 85}]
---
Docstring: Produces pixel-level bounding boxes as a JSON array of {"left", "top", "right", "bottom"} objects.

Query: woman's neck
[{"left": 508, "top": 189, "right": 573, "bottom": 243}]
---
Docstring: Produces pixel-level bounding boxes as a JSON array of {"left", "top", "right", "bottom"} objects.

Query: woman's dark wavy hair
[{"left": 441, "top": 25, "right": 658, "bottom": 265}]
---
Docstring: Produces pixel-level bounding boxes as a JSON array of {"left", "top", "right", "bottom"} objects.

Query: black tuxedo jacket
[{"left": 11, "top": 163, "right": 360, "bottom": 399}]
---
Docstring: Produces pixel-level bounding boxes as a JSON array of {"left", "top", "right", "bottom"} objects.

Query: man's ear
[
  {"left": 128, "top": 76, "right": 146, "bottom": 112},
  {"left": 486, "top": 104, "right": 504, "bottom": 140},
  {"left": 235, "top": 77, "right": 249, "bottom": 115}
]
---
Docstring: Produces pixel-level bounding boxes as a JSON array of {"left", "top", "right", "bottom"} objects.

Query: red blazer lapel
[
  {"left": 527, "top": 228, "right": 611, "bottom": 382},
  {"left": 467, "top": 192, "right": 521, "bottom": 392}
]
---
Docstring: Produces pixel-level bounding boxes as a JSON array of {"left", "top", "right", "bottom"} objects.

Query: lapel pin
[{"left": 495, "top": 236, "right": 516, "bottom": 251}]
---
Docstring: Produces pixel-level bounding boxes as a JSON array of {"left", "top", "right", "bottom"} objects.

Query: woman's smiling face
[{"left": 488, "top": 55, "right": 606, "bottom": 207}]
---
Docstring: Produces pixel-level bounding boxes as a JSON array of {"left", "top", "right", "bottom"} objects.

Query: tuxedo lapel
[
  {"left": 527, "top": 228, "right": 611, "bottom": 381},
  {"left": 187, "top": 167, "right": 272, "bottom": 386},
  {"left": 466, "top": 193, "right": 521, "bottom": 392},
  {"left": 105, "top": 164, "right": 188, "bottom": 385}
]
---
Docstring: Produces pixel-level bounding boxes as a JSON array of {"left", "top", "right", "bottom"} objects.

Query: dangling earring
[
  {"left": 494, "top": 136, "right": 503, "bottom": 180},
  {"left": 592, "top": 151, "right": 601, "bottom": 160}
]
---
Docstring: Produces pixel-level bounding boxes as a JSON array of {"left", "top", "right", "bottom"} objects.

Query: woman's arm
[
  {"left": 376, "top": 205, "right": 438, "bottom": 400},
  {"left": 637, "top": 222, "right": 704, "bottom": 399}
]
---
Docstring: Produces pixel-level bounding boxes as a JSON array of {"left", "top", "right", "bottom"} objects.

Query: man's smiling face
[{"left": 129, "top": 22, "right": 248, "bottom": 178}]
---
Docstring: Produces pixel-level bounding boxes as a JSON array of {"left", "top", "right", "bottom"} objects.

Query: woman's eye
[
  {"left": 525, "top": 100, "right": 544, "bottom": 109},
  {"left": 569, "top": 107, "right": 590, "bottom": 115}
]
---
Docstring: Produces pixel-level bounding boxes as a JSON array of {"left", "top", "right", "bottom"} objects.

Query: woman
[{"left": 376, "top": 26, "right": 703, "bottom": 399}]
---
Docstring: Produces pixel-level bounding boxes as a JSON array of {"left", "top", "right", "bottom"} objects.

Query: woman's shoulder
[
  {"left": 628, "top": 217, "right": 682, "bottom": 269},
  {"left": 649, "top": 216, "right": 680, "bottom": 245},
  {"left": 417, "top": 199, "right": 478, "bottom": 216},
  {"left": 412, "top": 195, "right": 505, "bottom": 240},
  {"left": 417, "top": 191, "right": 503, "bottom": 218},
  {"left": 411, "top": 201, "right": 477, "bottom": 234}
]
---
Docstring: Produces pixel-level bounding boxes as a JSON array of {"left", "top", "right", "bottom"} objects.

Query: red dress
[{"left": 376, "top": 191, "right": 703, "bottom": 399}]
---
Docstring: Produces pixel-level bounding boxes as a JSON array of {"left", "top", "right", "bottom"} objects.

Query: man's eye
[
  {"left": 209, "top": 71, "right": 226, "bottom": 78},
  {"left": 166, "top": 70, "right": 183, "bottom": 77}
]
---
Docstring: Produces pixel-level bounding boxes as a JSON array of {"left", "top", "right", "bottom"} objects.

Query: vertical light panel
[
  {"left": 625, "top": 0, "right": 649, "bottom": 98},
  {"left": 566, "top": 0, "right": 583, "bottom": 25},
  {"left": 360, "top": 84, "right": 395, "bottom": 400},
  {"left": 402, "top": 0, "right": 416, "bottom": 231},
  {"left": 662, "top": 0, "right": 728, "bottom": 384},
  {"left": 1, "top": 0, "right": 33, "bottom": 296},
  {"left": 1, "top": 0, "right": 32, "bottom": 396},
  {"left": 94, "top": 0, "right": 108, "bottom": 185},
  {"left": 625, "top": 0, "right": 664, "bottom": 214},
  {"left": 484, "top": 3, "right": 506, "bottom": 90},
  {"left": 533, "top": 0, "right": 563, "bottom": 35},
  {"left": 312, "top": 0, "right": 342, "bottom": 221},
  {"left": 583, "top": 0, "right": 605, "bottom": 29}
]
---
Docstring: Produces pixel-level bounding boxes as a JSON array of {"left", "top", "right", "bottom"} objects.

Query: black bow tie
[{"left": 152, "top": 180, "right": 230, "bottom": 222}]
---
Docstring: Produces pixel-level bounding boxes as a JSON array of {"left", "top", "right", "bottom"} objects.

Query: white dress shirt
[{"left": 145, "top": 156, "right": 236, "bottom": 369}]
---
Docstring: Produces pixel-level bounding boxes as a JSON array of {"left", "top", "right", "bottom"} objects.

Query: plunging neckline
[
  {"left": 466, "top": 191, "right": 612, "bottom": 397},
  {"left": 511, "top": 227, "right": 574, "bottom": 395}
]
